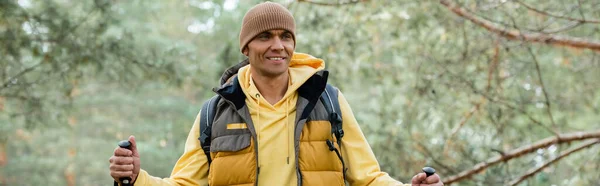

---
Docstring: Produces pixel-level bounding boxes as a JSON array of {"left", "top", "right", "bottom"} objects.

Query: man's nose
[{"left": 271, "top": 37, "right": 284, "bottom": 51}]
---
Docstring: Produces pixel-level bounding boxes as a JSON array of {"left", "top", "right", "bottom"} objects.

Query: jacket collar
[{"left": 214, "top": 69, "right": 329, "bottom": 111}]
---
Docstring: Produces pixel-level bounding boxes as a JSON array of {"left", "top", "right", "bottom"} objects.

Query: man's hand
[
  {"left": 109, "top": 135, "right": 141, "bottom": 184},
  {"left": 411, "top": 172, "right": 443, "bottom": 186}
]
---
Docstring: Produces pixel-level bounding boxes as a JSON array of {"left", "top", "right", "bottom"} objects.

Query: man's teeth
[{"left": 268, "top": 57, "right": 284, "bottom": 60}]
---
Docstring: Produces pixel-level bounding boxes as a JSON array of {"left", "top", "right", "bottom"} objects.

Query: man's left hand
[{"left": 411, "top": 173, "right": 443, "bottom": 186}]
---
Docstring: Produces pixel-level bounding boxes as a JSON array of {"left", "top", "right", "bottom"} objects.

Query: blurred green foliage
[{"left": 1, "top": 0, "right": 599, "bottom": 185}]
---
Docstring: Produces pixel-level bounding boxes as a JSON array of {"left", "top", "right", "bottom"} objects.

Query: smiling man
[{"left": 109, "top": 1, "right": 443, "bottom": 186}]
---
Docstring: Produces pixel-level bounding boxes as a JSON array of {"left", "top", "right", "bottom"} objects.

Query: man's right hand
[
  {"left": 411, "top": 172, "right": 443, "bottom": 186},
  {"left": 109, "top": 135, "right": 141, "bottom": 184}
]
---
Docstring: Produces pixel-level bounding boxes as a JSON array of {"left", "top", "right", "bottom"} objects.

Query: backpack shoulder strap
[
  {"left": 320, "top": 84, "right": 344, "bottom": 142},
  {"left": 320, "top": 84, "right": 348, "bottom": 180},
  {"left": 198, "top": 95, "right": 220, "bottom": 165}
]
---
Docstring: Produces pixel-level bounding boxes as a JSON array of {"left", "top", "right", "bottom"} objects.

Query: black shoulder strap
[
  {"left": 320, "top": 84, "right": 347, "bottom": 180},
  {"left": 320, "top": 84, "right": 344, "bottom": 143},
  {"left": 198, "top": 95, "right": 220, "bottom": 165}
]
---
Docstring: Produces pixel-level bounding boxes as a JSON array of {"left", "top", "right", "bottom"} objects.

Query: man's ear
[{"left": 242, "top": 47, "right": 248, "bottom": 56}]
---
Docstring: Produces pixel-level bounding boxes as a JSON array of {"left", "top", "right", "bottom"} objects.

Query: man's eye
[
  {"left": 258, "top": 34, "right": 270, "bottom": 39},
  {"left": 282, "top": 34, "right": 292, "bottom": 39}
]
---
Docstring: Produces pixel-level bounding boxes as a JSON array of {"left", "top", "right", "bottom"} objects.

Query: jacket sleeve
[
  {"left": 133, "top": 111, "right": 209, "bottom": 186},
  {"left": 337, "top": 91, "right": 411, "bottom": 186}
]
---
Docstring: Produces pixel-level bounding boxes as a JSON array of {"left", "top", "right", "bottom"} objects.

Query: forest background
[{"left": 1, "top": 0, "right": 599, "bottom": 185}]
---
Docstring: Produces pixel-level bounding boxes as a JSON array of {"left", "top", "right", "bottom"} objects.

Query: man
[{"left": 109, "top": 2, "right": 443, "bottom": 186}]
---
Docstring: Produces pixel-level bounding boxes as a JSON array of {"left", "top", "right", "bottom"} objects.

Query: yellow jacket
[{"left": 133, "top": 53, "right": 410, "bottom": 186}]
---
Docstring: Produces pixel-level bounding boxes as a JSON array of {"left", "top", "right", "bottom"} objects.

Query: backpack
[{"left": 198, "top": 84, "right": 344, "bottom": 166}]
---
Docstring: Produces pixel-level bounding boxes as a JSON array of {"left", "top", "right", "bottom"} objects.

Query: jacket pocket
[
  {"left": 208, "top": 133, "right": 256, "bottom": 185},
  {"left": 210, "top": 133, "right": 251, "bottom": 152}
]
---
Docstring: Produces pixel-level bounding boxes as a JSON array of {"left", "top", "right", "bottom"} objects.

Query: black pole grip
[
  {"left": 118, "top": 140, "right": 132, "bottom": 186},
  {"left": 422, "top": 167, "right": 436, "bottom": 177}
]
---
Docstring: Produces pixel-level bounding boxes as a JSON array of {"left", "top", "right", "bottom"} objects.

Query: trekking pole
[
  {"left": 422, "top": 167, "right": 436, "bottom": 177},
  {"left": 118, "top": 140, "right": 133, "bottom": 186}
]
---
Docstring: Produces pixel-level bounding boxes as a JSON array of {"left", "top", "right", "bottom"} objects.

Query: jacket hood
[{"left": 219, "top": 52, "right": 325, "bottom": 86}]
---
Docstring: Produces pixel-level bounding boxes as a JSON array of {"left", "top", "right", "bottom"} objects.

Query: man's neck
[{"left": 251, "top": 71, "right": 289, "bottom": 105}]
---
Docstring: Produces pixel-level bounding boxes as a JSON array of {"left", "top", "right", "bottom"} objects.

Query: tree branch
[
  {"left": 297, "top": 0, "right": 366, "bottom": 6},
  {"left": 448, "top": 103, "right": 480, "bottom": 141},
  {"left": 576, "top": 0, "right": 586, "bottom": 20},
  {"left": 433, "top": 57, "right": 560, "bottom": 136},
  {"left": 443, "top": 130, "right": 600, "bottom": 184},
  {"left": 443, "top": 102, "right": 481, "bottom": 158},
  {"left": 414, "top": 140, "right": 458, "bottom": 175},
  {"left": 2, "top": 7, "right": 97, "bottom": 92},
  {"left": 515, "top": 0, "right": 600, "bottom": 24},
  {"left": 526, "top": 46, "right": 558, "bottom": 132},
  {"left": 487, "top": 37, "right": 500, "bottom": 92},
  {"left": 541, "top": 21, "right": 583, "bottom": 34},
  {"left": 440, "top": 0, "right": 600, "bottom": 52},
  {"left": 508, "top": 139, "right": 600, "bottom": 186},
  {"left": 0, "top": 62, "right": 43, "bottom": 90}
]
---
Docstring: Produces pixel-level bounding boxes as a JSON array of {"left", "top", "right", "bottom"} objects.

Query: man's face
[{"left": 243, "top": 29, "right": 295, "bottom": 78}]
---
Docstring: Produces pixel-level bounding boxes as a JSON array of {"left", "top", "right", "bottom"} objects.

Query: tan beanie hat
[{"left": 239, "top": 1, "right": 296, "bottom": 53}]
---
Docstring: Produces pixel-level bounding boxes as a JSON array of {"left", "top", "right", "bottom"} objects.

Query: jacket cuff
[{"left": 133, "top": 169, "right": 149, "bottom": 186}]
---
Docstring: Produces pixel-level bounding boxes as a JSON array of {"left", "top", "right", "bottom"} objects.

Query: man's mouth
[{"left": 267, "top": 57, "right": 285, "bottom": 60}]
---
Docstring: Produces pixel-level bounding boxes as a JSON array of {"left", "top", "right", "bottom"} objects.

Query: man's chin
[{"left": 262, "top": 69, "right": 289, "bottom": 78}]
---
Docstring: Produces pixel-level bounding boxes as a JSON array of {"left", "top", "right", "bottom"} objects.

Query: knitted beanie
[{"left": 239, "top": 1, "right": 296, "bottom": 53}]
